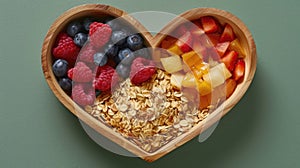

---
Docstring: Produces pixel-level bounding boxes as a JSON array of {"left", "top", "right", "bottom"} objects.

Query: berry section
[{"left": 51, "top": 16, "right": 153, "bottom": 107}]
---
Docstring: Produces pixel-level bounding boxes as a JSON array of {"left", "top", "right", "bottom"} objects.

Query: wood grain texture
[{"left": 41, "top": 4, "right": 257, "bottom": 162}]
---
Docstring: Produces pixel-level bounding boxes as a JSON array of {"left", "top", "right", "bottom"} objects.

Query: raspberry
[
  {"left": 89, "top": 22, "right": 112, "bottom": 49},
  {"left": 72, "top": 62, "right": 93, "bottom": 82},
  {"left": 130, "top": 57, "right": 156, "bottom": 85},
  {"left": 67, "top": 68, "right": 73, "bottom": 80},
  {"left": 72, "top": 84, "right": 95, "bottom": 106},
  {"left": 93, "top": 65, "right": 116, "bottom": 91},
  {"left": 53, "top": 33, "right": 80, "bottom": 65},
  {"left": 78, "top": 44, "right": 96, "bottom": 63}
]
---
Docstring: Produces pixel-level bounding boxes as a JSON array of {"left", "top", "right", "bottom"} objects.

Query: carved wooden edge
[{"left": 41, "top": 4, "right": 257, "bottom": 162}]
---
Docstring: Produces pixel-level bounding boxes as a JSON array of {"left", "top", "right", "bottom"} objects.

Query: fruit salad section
[
  {"left": 159, "top": 16, "right": 246, "bottom": 110},
  {"left": 51, "top": 16, "right": 153, "bottom": 106}
]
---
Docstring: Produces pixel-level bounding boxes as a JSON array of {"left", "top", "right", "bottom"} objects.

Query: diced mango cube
[
  {"left": 229, "top": 39, "right": 246, "bottom": 58},
  {"left": 160, "top": 55, "right": 183, "bottom": 73},
  {"left": 168, "top": 45, "right": 183, "bottom": 56},
  {"left": 203, "top": 63, "right": 231, "bottom": 88},
  {"left": 182, "top": 72, "right": 197, "bottom": 88},
  {"left": 182, "top": 51, "right": 202, "bottom": 67},
  {"left": 197, "top": 81, "right": 212, "bottom": 96}
]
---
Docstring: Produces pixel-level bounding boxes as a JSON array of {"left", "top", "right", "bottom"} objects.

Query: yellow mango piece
[
  {"left": 197, "top": 81, "right": 212, "bottom": 96},
  {"left": 190, "top": 62, "right": 209, "bottom": 79},
  {"left": 168, "top": 45, "right": 183, "bottom": 56},
  {"left": 203, "top": 63, "right": 232, "bottom": 88},
  {"left": 182, "top": 51, "right": 202, "bottom": 66},
  {"left": 199, "top": 94, "right": 211, "bottom": 110},
  {"left": 229, "top": 39, "right": 246, "bottom": 58},
  {"left": 182, "top": 72, "right": 197, "bottom": 88},
  {"left": 191, "top": 66, "right": 204, "bottom": 79},
  {"left": 160, "top": 55, "right": 183, "bottom": 73},
  {"left": 171, "top": 73, "right": 185, "bottom": 89}
]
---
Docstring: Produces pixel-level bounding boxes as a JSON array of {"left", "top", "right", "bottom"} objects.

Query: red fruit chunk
[
  {"left": 72, "top": 84, "right": 95, "bottom": 106},
  {"left": 78, "top": 44, "right": 96, "bottom": 63},
  {"left": 93, "top": 65, "right": 116, "bottom": 91},
  {"left": 207, "top": 33, "right": 221, "bottom": 46},
  {"left": 174, "top": 25, "right": 188, "bottom": 37},
  {"left": 220, "top": 24, "right": 236, "bottom": 42},
  {"left": 206, "top": 47, "right": 220, "bottom": 61},
  {"left": 67, "top": 68, "right": 73, "bottom": 80},
  {"left": 130, "top": 57, "right": 156, "bottom": 85},
  {"left": 191, "top": 19, "right": 203, "bottom": 29},
  {"left": 192, "top": 40, "right": 207, "bottom": 58},
  {"left": 89, "top": 22, "right": 112, "bottom": 49},
  {"left": 72, "top": 62, "right": 93, "bottom": 82},
  {"left": 233, "top": 59, "right": 245, "bottom": 81},
  {"left": 176, "top": 31, "right": 193, "bottom": 53},
  {"left": 52, "top": 33, "right": 80, "bottom": 65},
  {"left": 201, "top": 16, "right": 218, "bottom": 33},
  {"left": 215, "top": 41, "right": 230, "bottom": 57},
  {"left": 191, "top": 26, "right": 205, "bottom": 37},
  {"left": 221, "top": 50, "right": 238, "bottom": 71},
  {"left": 190, "top": 20, "right": 205, "bottom": 37}
]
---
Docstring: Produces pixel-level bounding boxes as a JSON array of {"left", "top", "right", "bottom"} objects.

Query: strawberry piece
[
  {"left": 72, "top": 62, "right": 93, "bottom": 82},
  {"left": 221, "top": 50, "right": 238, "bottom": 71},
  {"left": 174, "top": 25, "right": 188, "bottom": 37},
  {"left": 201, "top": 16, "right": 218, "bottom": 33},
  {"left": 52, "top": 33, "right": 80, "bottom": 65},
  {"left": 220, "top": 24, "right": 236, "bottom": 42},
  {"left": 130, "top": 57, "right": 156, "bottom": 85},
  {"left": 215, "top": 41, "right": 230, "bottom": 57},
  {"left": 233, "top": 59, "right": 245, "bottom": 81},
  {"left": 192, "top": 40, "right": 207, "bottom": 58},
  {"left": 207, "top": 33, "right": 221, "bottom": 46},
  {"left": 176, "top": 31, "right": 193, "bottom": 53},
  {"left": 191, "top": 26, "right": 205, "bottom": 38},
  {"left": 192, "top": 19, "right": 203, "bottom": 29},
  {"left": 72, "top": 84, "right": 95, "bottom": 106},
  {"left": 190, "top": 20, "right": 205, "bottom": 37},
  {"left": 206, "top": 47, "right": 220, "bottom": 61},
  {"left": 89, "top": 22, "right": 112, "bottom": 49},
  {"left": 161, "top": 36, "right": 177, "bottom": 49}
]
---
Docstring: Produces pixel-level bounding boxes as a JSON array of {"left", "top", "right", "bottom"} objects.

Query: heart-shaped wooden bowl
[{"left": 41, "top": 4, "right": 256, "bottom": 162}]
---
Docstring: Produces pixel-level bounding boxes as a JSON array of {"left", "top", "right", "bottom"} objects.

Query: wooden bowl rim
[{"left": 41, "top": 4, "right": 257, "bottom": 162}]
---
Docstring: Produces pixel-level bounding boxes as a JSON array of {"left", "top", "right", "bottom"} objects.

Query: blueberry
[
  {"left": 116, "top": 64, "right": 130, "bottom": 78},
  {"left": 52, "top": 59, "right": 68, "bottom": 77},
  {"left": 127, "top": 34, "right": 144, "bottom": 51},
  {"left": 94, "top": 52, "right": 108, "bottom": 66},
  {"left": 111, "top": 30, "right": 128, "bottom": 46},
  {"left": 83, "top": 17, "right": 96, "bottom": 31},
  {"left": 106, "top": 19, "right": 122, "bottom": 31},
  {"left": 95, "top": 90, "right": 101, "bottom": 97},
  {"left": 104, "top": 44, "right": 119, "bottom": 59},
  {"left": 118, "top": 48, "right": 135, "bottom": 65},
  {"left": 58, "top": 77, "right": 72, "bottom": 95},
  {"left": 134, "top": 48, "right": 151, "bottom": 59},
  {"left": 66, "top": 21, "right": 83, "bottom": 37},
  {"left": 74, "top": 33, "right": 88, "bottom": 47}
]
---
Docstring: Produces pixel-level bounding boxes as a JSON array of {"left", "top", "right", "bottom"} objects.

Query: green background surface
[{"left": 1, "top": 0, "right": 299, "bottom": 167}]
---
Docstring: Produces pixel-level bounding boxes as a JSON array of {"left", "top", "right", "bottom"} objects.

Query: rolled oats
[{"left": 86, "top": 69, "right": 211, "bottom": 153}]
